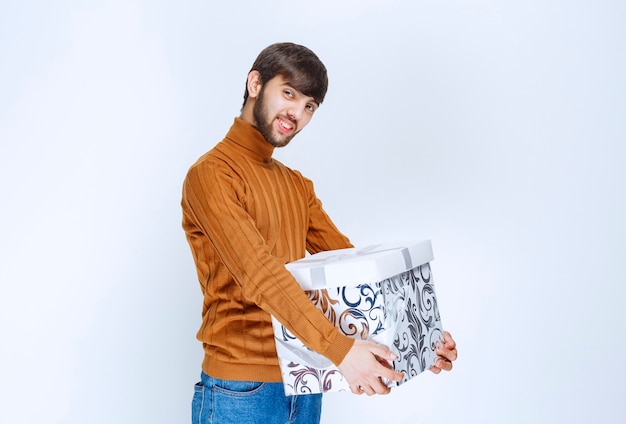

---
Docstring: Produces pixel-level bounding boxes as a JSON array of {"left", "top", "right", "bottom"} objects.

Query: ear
[{"left": 246, "top": 70, "right": 263, "bottom": 99}]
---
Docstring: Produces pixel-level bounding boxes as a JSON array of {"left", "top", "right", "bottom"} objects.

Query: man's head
[
  {"left": 242, "top": 42, "right": 328, "bottom": 108},
  {"left": 240, "top": 43, "right": 329, "bottom": 148}
]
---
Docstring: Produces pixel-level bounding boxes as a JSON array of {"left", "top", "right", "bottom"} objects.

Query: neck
[{"left": 240, "top": 100, "right": 256, "bottom": 127}]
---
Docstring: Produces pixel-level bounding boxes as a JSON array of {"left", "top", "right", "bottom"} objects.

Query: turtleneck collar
[{"left": 224, "top": 117, "right": 275, "bottom": 164}]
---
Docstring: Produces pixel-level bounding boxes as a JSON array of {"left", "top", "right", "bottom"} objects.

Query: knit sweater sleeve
[
  {"left": 302, "top": 175, "right": 354, "bottom": 255},
  {"left": 182, "top": 159, "right": 354, "bottom": 366}
]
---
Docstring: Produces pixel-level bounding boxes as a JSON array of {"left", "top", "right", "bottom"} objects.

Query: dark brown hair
[{"left": 242, "top": 42, "right": 329, "bottom": 107}]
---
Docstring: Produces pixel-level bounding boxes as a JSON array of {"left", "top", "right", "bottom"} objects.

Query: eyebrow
[{"left": 282, "top": 82, "right": 319, "bottom": 106}]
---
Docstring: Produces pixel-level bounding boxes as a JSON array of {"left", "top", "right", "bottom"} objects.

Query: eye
[
  {"left": 305, "top": 103, "right": 317, "bottom": 113},
  {"left": 284, "top": 90, "right": 294, "bottom": 98}
]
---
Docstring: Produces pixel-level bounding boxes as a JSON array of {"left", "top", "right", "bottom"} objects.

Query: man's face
[{"left": 253, "top": 75, "right": 319, "bottom": 148}]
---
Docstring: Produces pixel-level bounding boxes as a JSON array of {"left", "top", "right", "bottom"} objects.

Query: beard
[{"left": 253, "top": 89, "right": 298, "bottom": 148}]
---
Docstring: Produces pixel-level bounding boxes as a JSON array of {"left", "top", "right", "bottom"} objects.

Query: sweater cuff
[{"left": 323, "top": 333, "right": 355, "bottom": 366}]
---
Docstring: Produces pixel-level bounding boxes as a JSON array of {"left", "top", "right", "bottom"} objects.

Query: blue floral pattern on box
[{"left": 271, "top": 263, "right": 443, "bottom": 395}]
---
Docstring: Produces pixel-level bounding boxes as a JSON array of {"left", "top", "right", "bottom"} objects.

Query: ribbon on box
[
  {"left": 310, "top": 267, "right": 327, "bottom": 289},
  {"left": 307, "top": 246, "right": 414, "bottom": 289}
]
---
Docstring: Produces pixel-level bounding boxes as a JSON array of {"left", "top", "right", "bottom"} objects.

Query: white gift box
[{"left": 272, "top": 240, "right": 444, "bottom": 396}]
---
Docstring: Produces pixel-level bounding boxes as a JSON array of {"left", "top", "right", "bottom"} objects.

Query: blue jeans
[{"left": 192, "top": 372, "right": 322, "bottom": 424}]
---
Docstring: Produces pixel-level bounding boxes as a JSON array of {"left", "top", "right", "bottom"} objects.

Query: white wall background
[{"left": 1, "top": 1, "right": 624, "bottom": 423}]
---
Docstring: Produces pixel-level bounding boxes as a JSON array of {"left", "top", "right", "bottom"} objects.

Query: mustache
[{"left": 278, "top": 114, "right": 297, "bottom": 127}]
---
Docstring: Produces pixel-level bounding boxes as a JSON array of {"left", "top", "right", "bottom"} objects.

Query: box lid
[{"left": 285, "top": 239, "right": 433, "bottom": 290}]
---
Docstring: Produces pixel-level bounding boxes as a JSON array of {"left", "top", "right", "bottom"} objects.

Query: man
[{"left": 181, "top": 42, "right": 457, "bottom": 424}]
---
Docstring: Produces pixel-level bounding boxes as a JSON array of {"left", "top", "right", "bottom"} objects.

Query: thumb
[
  {"left": 358, "top": 340, "right": 405, "bottom": 383},
  {"left": 361, "top": 339, "right": 398, "bottom": 362}
]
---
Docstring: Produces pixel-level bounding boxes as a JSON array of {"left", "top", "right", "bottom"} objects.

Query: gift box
[{"left": 271, "top": 240, "right": 444, "bottom": 396}]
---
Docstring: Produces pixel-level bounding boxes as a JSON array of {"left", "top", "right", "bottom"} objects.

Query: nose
[{"left": 287, "top": 102, "right": 307, "bottom": 121}]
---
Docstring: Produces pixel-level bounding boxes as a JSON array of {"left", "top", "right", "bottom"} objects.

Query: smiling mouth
[{"left": 277, "top": 117, "right": 295, "bottom": 133}]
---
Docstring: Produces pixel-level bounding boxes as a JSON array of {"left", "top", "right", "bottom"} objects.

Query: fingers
[
  {"left": 429, "top": 358, "right": 452, "bottom": 374},
  {"left": 429, "top": 330, "right": 458, "bottom": 374},
  {"left": 366, "top": 340, "right": 399, "bottom": 362},
  {"left": 442, "top": 331, "right": 457, "bottom": 350},
  {"left": 364, "top": 342, "right": 404, "bottom": 384},
  {"left": 436, "top": 333, "right": 458, "bottom": 362},
  {"left": 349, "top": 384, "right": 364, "bottom": 395},
  {"left": 348, "top": 362, "right": 402, "bottom": 395},
  {"left": 429, "top": 365, "right": 442, "bottom": 374},
  {"left": 435, "top": 357, "right": 453, "bottom": 371},
  {"left": 339, "top": 340, "right": 404, "bottom": 396},
  {"left": 436, "top": 346, "right": 458, "bottom": 363},
  {"left": 350, "top": 378, "right": 392, "bottom": 396},
  {"left": 379, "top": 364, "right": 405, "bottom": 383}
]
